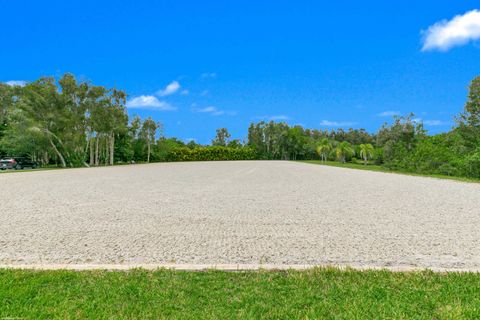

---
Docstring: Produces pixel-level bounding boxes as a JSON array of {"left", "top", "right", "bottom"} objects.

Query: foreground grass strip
[
  {"left": 300, "top": 160, "right": 480, "bottom": 184},
  {"left": 1, "top": 268, "right": 479, "bottom": 319}
]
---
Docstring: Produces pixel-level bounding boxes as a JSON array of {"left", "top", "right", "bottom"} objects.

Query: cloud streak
[
  {"left": 422, "top": 9, "right": 480, "bottom": 51},
  {"left": 319, "top": 120, "right": 356, "bottom": 127},
  {"left": 126, "top": 95, "right": 176, "bottom": 111},
  {"left": 5, "top": 80, "right": 26, "bottom": 87},
  {"left": 193, "top": 106, "right": 236, "bottom": 116},
  {"left": 423, "top": 120, "right": 447, "bottom": 126},
  {"left": 157, "top": 81, "right": 181, "bottom": 96},
  {"left": 201, "top": 72, "right": 217, "bottom": 79},
  {"left": 254, "top": 115, "right": 290, "bottom": 121},
  {"left": 378, "top": 111, "right": 400, "bottom": 117},
  {"left": 412, "top": 117, "right": 450, "bottom": 126}
]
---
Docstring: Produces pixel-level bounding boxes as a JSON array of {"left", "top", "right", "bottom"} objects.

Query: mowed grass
[
  {"left": 1, "top": 268, "right": 479, "bottom": 319},
  {"left": 300, "top": 160, "right": 480, "bottom": 184}
]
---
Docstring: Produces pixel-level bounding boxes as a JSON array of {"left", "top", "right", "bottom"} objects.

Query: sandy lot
[{"left": 1, "top": 161, "right": 479, "bottom": 271}]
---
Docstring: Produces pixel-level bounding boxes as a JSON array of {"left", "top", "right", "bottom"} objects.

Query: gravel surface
[{"left": 1, "top": 161, "right": 479, "bottom": 271}]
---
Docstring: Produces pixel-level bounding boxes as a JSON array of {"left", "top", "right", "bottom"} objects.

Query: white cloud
[
  {"left": 126, "top": 95, "right": 176, "bottom": 111},
  {"left": 424, "top": 119, "right": 449, "bottom": 126},
  {"left": 193, "top": 106, "right": 236, "bottom": 116},
  {"left": 412, "top": 118, "right": 449, "bottom": 126},
  {"left": 423, "top": 120, "right": 444, "bottom": 126},
  {"left": 378, "top": 111, "right": 400, "bottom": 117},
  {"left": 157, "top": 81, "right": 181, "bottom": 96},
  {"left": 269, "top": 115, "right": 289, "bottom": 120},
  {"left": 197, "top": 106, "right": 217, "bottom": 113},
  {"left": 201, "top": 72, "right": 217, "bottom": 79},
  {"left": 422, "top": 9, "right": 480, "bottom": 51},
  {"left": 180, "top": 89, "right": 189, "bottom": 95},
  {"left": 5, "top": 80, "right": 26, "bottom": 87},
  {"left": 319, "top": 120, "right": 356, "bottom": 127}
]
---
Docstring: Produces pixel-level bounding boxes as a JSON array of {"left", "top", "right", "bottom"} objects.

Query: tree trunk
[
  {"left": 89, "top": 137, "right": 94, "bottom": 166},
  {"left": 109, "top": 132, "right": 114, "bottom": 166},
  {"left": 95, "top": 135, "right": 99, "bottom": 166},
  {"left": 43, "top": 151, "right": 49, "bottom": 166},
  {"left": 147, "top": 141, "right": 151, "bottom": 163},
  {"left": 49, "top": 138, "right": 66, "bottom": 168},
  {"left": 104, "top": 138, "right": 108, "bottom": 166}
]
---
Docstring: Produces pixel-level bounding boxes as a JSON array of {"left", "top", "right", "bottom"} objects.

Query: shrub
[
  {"left": 165, "top": 146, "right": 258, "bottom": 162},
  {"left": 460, "top": 150, "right": 480, "bottom": 178}
]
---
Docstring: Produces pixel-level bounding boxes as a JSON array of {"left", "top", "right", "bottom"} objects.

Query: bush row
[{"left": 165, "top": 146, "right": 258, "bottom": 162}]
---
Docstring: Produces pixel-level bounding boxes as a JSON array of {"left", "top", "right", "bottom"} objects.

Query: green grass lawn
[
  {"left": 300, "top": 160, "right": 480, "bottom": 184},
  {"left": 1, "top": 268, "right": 479, "bottom": 319}
]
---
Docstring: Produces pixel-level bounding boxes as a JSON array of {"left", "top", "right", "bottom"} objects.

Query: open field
[{"left": 1, "top": 160, "right": 479, "bottom": 271}]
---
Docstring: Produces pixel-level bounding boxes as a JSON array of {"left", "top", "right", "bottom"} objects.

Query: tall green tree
[
  {"left": 141, "top": 117, "right": 160, "bottom": 163},
  {"left": 105, "top": 89, "right": 128, "bottom": 165},
  {"left": 280, "top": 126, "right": 307, "bottom": 160},
  {"left": 0, "top": 74, "right": 129, "bottom": 167},
  {"left": 359, "top": 143, "right": 374, "bottom": 165},
  {"left": 376, "top": 114, "right": 425, "bottom": 168},
  {"left": 335, "top": 141, "right": 355, "bottom": 163},
  {"left": 457, "top": 76, "right": 480, "bottom": 151},
  {"left": 316, "top": 138, "right": 333, "bottom": 162},
  {"left": 212, "top": 128, "right": 231, "bottom": 146},
  {"left": 0, "top": 83, "right": 15, "bottom": 157},
  {"left": 18, "top": 77, "right": 69, "bottom": 167}
]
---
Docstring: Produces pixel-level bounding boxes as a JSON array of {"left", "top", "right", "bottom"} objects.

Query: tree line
[
  {"left": 0, "top": 74, "right": 161, "bottom": 167},
  {"left": 1, "top": 74, "right": 479, "bottom": 178}
]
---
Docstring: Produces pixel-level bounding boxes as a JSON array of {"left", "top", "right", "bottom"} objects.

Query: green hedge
[{"left": 166, "top": 146, "right": 258, "bottom": 162}]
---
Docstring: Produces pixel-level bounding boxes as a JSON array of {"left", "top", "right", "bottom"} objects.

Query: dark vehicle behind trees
[{"left": 0, "top": 157, "right": 38, "bottom": 170}]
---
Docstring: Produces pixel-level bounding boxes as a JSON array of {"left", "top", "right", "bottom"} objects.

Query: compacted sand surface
[{"left": 1, "top": 161, "right": 479, "bottom": 271}]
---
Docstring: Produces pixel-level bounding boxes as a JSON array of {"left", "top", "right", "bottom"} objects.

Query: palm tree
[
  {"left": 335, "top": 141, "right": 354, "bottom": 163},
  {"left": 359, "top": 143, "right": 374, "bottom": 165},
  {"left": 316, "top": 138, "right": 332, "bottom": 162}
]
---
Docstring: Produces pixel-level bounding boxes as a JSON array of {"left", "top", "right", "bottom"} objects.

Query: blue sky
[{"left": 1, "top": 1, "right": 480, "bottom": 143}]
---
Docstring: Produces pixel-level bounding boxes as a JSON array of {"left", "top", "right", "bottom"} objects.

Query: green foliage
[
  {"left": 247, "top": 121, "right": 372, "bottom": 161},
  {"left": 359, "top": 143, "right": 374, "bottom": 165},
  {"left": 316, "top": 138, "right": 333, "bottom": 162},
  {"left": 154, "top": 137, "right": 186, "bottom": 162},
  {"left": 460, "top": 148, "right": 480, "bottom": 178},
  {"left": 140, "top": 117, "right": 161, "bottom": 163},
  {"left": 457, "top": 76, "right": 480, "bottom": 151},
  {"left": 406, "top": 134, "right": 458, "bottom": 175},
  {"left": 212, "top": 127, "right": 231, "bottom": 146},
  {"left": 166, "top": 146, "right": 258, "bottom": 162},
  {"left": 335, "top": 141, "right": 355, "bottom": 163},
  {"left": 375, "top": 112, "right": 480, "bottom": 178},
  {"left": 0, "top": 84, "right": 14, "bottom": 158},
  {"left": 0, "top": 74, "right": 128, "bottom": 167},
  {"left": 376, "top": 114, "right": 426, "bottom": 168},
  {"left": 302, "top": 160, "right": 480, "bottom": 183}
]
